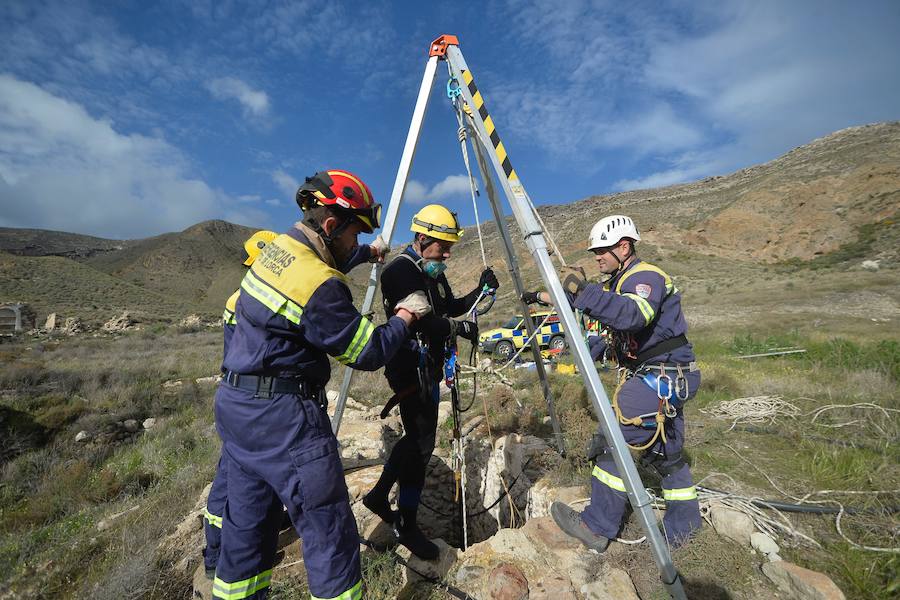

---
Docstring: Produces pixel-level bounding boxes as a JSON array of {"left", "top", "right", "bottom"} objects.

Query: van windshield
[{"left": 502, "top": 316, "right": 523, "bottom": 329}]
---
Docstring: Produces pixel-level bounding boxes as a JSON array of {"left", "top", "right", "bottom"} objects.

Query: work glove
[
  {"left": 560, "top": 266, "right": 588, "bottom": 297},
  {"left": 478, "top": 267, "right": 499, "bottom": 290},
  {"left": 369, "top": 235, "right": 390, "bottom": 264},
  {"left": 452, "top": 319, "right": 479, "bottom": 343},
  {"left": 394, "top": 291, "right": 432, "bottom": 320},
  {"left": 521, "top": 291, "right": 547, "bottom": 306}
]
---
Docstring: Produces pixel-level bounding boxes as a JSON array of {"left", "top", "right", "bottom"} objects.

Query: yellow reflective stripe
[
  {"left": 240, "top": 271, "right": 303, "bottom": 325},
  {"left": 615, "top": 263, "right": 674, "bottom": 296},
  {"left": 622, "top": 293, "right": 655, "bottom": 325},
  {"left": 311, "top": 579, "right": 362, "bottom": 600},
  {"left": 592, "top": 465, "right": 626, "bottom": 492},
  {"left": 336, "top": 318, "right": 375, "bottom": 365},
  {"left": 213, "top": 570, "right": 272, "bottom": 600},
  {"left": 204, "top": 509, "right": 222, "bottom": 528},
  {"left": 222, "top": 310, "right": 236, "bottom": 326},
  {"left": 663, "top": 486, "right": 698, "bottom": 501}
]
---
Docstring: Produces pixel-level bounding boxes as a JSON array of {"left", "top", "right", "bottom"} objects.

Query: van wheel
[
  {"left": 494, "top": 340, "right": 514, "bottom": 361},
  {"left": 549, "top": 335, "right": 567, "bottom": 352}
]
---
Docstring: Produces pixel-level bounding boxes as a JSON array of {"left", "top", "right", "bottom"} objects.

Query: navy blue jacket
[
  {"left": 573, "top": 259, "right": 695, "bottom": 365},
  {"left": 222, "top": 227, "right": 407, "bottom": 385}
]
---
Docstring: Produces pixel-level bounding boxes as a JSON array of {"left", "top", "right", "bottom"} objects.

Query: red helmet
[{"left": 295, "top": 169, "right": 381, "bottom": 234}]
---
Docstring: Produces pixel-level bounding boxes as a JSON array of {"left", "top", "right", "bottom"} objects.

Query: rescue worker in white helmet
[
  {"left": 522, "top": 215, "right": 702, "bottom": 551},
  {"left": 363, "top": 203, "right": 499, "bottom": 560},
  {"left": 202, "top": 224, "right": 388, "bottom": 584},
  {"left": 212, "top": 170, "right": 427, "bottom": 600}
]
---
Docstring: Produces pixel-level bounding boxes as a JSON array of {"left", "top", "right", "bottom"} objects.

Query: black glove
[
  {"left": 521, "top": 291, "right": 544, "bottom": 305},
  {"left": 453, "top": 319, "right": 479, "bottom": 342},
  {"left": 478, "top": 267, "right": 499, "bottom": 290}
]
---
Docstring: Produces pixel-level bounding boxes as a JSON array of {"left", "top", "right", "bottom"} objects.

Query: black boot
[
  {"left": 395, "top": 506, "right": 439, "bottom": 560},
  {"left": 551, "top": 501, "right": 610, "bottom": 553},
  {"left": 363, "top": 467, "right": 398, "bottom": 525}
]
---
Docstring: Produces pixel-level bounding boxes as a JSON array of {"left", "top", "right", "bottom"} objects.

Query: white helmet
[{"left": 587, "top": 215, "right": 641, "bottom": 251}]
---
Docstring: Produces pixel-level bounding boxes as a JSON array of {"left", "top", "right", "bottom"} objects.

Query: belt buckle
[{"left": 255, "top": 376, "right": 273, "bottom": 400}]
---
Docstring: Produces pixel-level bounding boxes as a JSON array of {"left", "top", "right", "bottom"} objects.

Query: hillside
[
  {"left": 0, "top": 220, "right": 258, "bottom": 324},
  {"left": 1, "top": 123, "right": 898, "bottom": 329},
  {"left": 85, "top": 220, "right": 257, "bottom": 314},
  {"left": 0, "top": 227, "right": 133, "bottom": 260}
]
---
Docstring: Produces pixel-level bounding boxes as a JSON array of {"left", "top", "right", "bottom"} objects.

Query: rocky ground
[{"left": 174, "top": 386, "right": 851, "bottom": 600}]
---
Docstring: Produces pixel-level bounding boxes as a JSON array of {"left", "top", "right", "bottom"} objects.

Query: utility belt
[{"left": 223, "top": 370, "right": 326, "bottom": 407}]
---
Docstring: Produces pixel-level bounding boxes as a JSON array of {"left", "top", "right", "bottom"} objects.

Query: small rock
[
  {"left": 860, "top": 260, "right": 880, "bottom": 271},
  {"left": 179, "top": 314, "right": 203, "bottom": 328},
  {"left": 75, "top": 430, "right": 90, "bottom": 443},
  {"left": 751, "top": 531, "right": 780, "bottom": 558},
  {"left": 326, "top": 390, "right": 339, "bottom": 403},
  {"left": 43, "top": 313, "right": 58, "bottom": 331},
  {"left": 396, "top": 538, "right": 458, "bottom": 598},
  {"left": 123, "top": 419, "right": 140, "bottom": 433},
  {"left": 454, "top": 564, "right": 485, "bottom": 586},
  {"left": 762, "top": 560, "right": 846, "bottom": 600},
  {"left": 710, "top": 502, "right": 755, "bottom": 545},
  {"left": 162, "top": 379, "right": 183, "bottom": 389},
  {"left": 195, "top": 376, "right": 218, "bottom": 385},
  {"left": 530, "top": 574, "right": 577, "bottom": 600},
  {"left": 62, "top": 317, "right": 83, "bottom": 335},
  {"left": 142, "top": 418, "right": 157, "bottom": 430},
  {"left": 487, "top": 563, "right": 528, "bottom": 600},
  {"left": 581, "top": 567, "right": 639, "bottom": 600},
  {"left": 192, "top": 564, "right": 213, "bottom": 600}
]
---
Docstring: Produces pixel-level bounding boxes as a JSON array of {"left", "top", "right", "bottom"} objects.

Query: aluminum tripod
[{"left": 331, "top": 35, "right": 686, "bottom": 599}]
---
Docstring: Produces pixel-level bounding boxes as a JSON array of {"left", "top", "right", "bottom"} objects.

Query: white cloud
[
  {"left": 271, "top": 169, "right": 299, "bottom": 197},
  {"left": 205, "top": 77, "right": 270, "bottom": 119},
  {"left": 404, "top": 175, "right": 472, "bottom": 205},
  {"left": 496, "top": 0, "right": 900, "bottom": 186},
  {"left": 0, "top": 75, "right": 267, "bottom": 238}
]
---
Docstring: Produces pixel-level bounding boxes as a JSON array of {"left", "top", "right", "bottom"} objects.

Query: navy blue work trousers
[
  {"left": 212, "top": 383, "right": 361, "bottom": 600},
  {"left": 582, "top": 370, "right": 702, "bottom": 546}
]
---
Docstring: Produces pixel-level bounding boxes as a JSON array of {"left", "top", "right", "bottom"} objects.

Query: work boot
[
  {"left": 362, "top": 492, "right": 397, "bottom": 526},
  {"left": 395, "top": 508, "right": 439, "bottom": 560},
  {"left": 551, "top": 501, "right": 610, "bottom": 554}
]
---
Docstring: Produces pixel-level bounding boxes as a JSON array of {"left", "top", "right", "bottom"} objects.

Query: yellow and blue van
[{"left": 478, "top": 310, "right": 566, "bottom": 360}]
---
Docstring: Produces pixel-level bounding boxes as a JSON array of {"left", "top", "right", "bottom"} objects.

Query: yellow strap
[{"left": 610, "top": 370, "right": 666, "bottom": 450}]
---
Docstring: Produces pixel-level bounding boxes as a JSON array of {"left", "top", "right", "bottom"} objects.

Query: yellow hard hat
[
  {"left": 243, "top": 230, "right": 278, "bottom": 266},
  {"left": 410, "top": 204, "right": 463, "bottom": 243}
]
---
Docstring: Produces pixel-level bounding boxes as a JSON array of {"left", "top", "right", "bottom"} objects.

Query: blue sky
[{"left": 1, "top": 0, "right": 899, "bottom": 240}]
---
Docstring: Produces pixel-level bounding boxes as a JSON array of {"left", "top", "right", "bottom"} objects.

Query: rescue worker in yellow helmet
[
  {"left": 363, "top": 203, "right": 499, "bottom": 560},
  {"left": 212, "top": 170, "right": 410, "bottom": 600}
]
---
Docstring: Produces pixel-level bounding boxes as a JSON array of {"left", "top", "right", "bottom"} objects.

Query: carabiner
[
  {"left": 656, "top": 373, "right": 674, "bottom": 401},
  {"left": 447, "top": 77, "right": 462, "bottom": 100}
]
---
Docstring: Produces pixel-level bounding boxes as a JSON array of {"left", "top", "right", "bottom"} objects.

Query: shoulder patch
[{"left": 634, "top": 283, "right": 652, "bottom": 299}]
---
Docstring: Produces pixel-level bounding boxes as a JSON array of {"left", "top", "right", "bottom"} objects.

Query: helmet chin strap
[{"left": 608, "top": 242, "right": 635, "bottom": 277}]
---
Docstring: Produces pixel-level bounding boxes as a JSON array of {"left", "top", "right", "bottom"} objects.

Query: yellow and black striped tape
[{"left": 462, "top": 69, "right": 517, "bottom": 182}]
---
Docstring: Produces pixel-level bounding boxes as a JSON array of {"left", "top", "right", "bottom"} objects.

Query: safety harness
[{"left": 604, "top": 262, "right": 696, "bottom": 450}]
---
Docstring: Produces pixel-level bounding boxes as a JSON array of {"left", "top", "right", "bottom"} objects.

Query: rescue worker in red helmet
[
  {"left": 363, "top": 204, "right": 499, "bottom": 560},
  {"left": 523, "top": 215, "right": 702, "bottom": 552},
  {"left": 212, "top": 170, "right": 427, "bottom": 600},
  {"left": 202, "top": 224, "right": 388, "bottom": 584}
]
